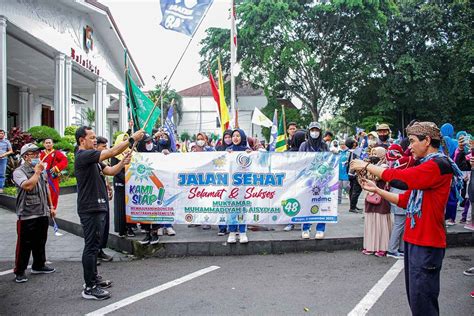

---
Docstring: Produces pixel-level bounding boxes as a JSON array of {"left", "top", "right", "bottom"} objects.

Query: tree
[
  {"left": 73, "top": 107, "right": 96, "bottom": 127},
  {"left": 147, "top": 85, "right": 183, "bottom": 127},
  {"left": 199, "top": 0, "right": 384, "bottom": 122}
]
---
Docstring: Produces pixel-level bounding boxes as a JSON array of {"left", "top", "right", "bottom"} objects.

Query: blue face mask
[
  {"left": 159, "top": 139, "right": 167, "bottom": 145},
  {"left": 30, "top": 158, "right": 40, "bottom": 166}
]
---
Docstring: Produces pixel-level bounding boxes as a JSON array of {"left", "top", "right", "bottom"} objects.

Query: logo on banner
[
  {"left": 237, "top": 214, "right": 244, "bottom": 222},
  {"left": 219, "top": 216, "right": 226, "bottom": 223},
  {"left": 253, "top": 214, "right": 260, "bottom": 222},
  {"left": 84, "top": 25, "right": 93, "bottom": 52},
  {"left": 310, "top": 205, "right": 320, "bottom": 214},
  {"left": 282, "top": 198, "right": 301, "bottom": 217},
  {"left": 185, "top": 214, "right": 193, "bottom": 222},
  {"left": 236, "top": 153, "right": 252, "bottom": 168}
]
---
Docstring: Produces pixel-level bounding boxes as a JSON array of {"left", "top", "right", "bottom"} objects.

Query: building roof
[{"left": 178, "top": 80, "right": 264, "bottom": 97}]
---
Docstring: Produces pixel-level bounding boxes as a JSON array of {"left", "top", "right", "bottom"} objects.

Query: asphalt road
[{"left": 0, "top": 247, "right": 472, "bottom": 315}]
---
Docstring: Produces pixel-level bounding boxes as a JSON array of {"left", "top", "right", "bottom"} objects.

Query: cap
[
  {"left": 308, "top": 122, "right": 321, "bottom": 130},
  {"left": 143, "top": 133, "right": 153, "bottom": 143},
  {"left": 376, "top": 123, "right": 390, "bottom": 131},
  {"left": 20, "top": 143, "right": 40, "bottom": 156},
  {"left": 368, "top": 131, "right": 378, "bottom": 138}
]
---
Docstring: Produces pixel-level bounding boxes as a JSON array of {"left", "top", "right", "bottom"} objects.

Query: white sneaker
[
  {"left": 165, "top": 227, "right": 176, "bottom": 236},
  {"left": 302, "top": 230, "right": 310, "bottom": 239},
  {"left": 157, "top": 228, "right": 164, "bottom": 236},
  {"left": 315, "top": 231, "right": 325, "bottom": 239},
  {"left": 283, "top": 224, "right": 294, "bottom": 231},
  {"left": 239, "top": 233, "right": 248, "bottom": 244},
  {"left": 227, "top": 232, "right": 237, "bottom": 243}
]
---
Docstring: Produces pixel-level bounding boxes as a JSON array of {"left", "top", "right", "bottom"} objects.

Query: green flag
[
  {"left": 126, "top": 72, "right": 160, "bottom": 134},
  {"left": 275, "top": 113, "right": 287, "bottom": 152}
]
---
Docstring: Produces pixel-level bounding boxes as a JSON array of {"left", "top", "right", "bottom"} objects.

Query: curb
[{"left": 2, "top": 195, "right": 473, "bottom": 258}]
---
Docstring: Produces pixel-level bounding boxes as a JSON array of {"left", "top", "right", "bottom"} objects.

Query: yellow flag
[{"left": 217, "top": 58, "right": 230, "bottom": 133}]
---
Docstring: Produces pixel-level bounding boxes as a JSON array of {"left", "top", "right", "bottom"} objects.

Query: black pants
[
  {"left": 14, "top": 216, "right": 49, "bottom": 275},
  {"left": 79, "top": 211, "right": 106, "bottom": 287},
  {"left": 349, "top": 177, "right": 362, "bottom": 209},
  {"left": 100, "top": 209, "right": 109, "bottom": 249},
  {"left": 404, "top": 242, "right": 445, "bottom": 316}
]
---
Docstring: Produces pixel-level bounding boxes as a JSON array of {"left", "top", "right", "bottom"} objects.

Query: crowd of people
[{"left": 2, "top": 118, "right": 473, "bottom": 306}]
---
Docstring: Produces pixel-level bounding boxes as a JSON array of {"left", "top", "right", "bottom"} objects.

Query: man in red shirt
[{"left": 351, "top": 121, "right": 463, "bottom": 316}]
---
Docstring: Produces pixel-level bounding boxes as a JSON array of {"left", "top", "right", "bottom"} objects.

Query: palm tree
[
  {"left": 73, "top": 107, "right": 96, "bottom": 127},
  {"left": 147, "top": 85, "right": 183, "bottom": 127}
]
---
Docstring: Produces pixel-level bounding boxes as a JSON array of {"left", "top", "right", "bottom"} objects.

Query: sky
[{"left": 101, "top": 0, "right": 231, "bottom": 92}]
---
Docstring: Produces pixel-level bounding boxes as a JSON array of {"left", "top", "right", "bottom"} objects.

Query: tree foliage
[{"left": 147, "top": 85, "right": 183, "bottom": 127}]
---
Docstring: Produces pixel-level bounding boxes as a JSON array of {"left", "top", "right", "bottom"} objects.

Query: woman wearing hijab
[
  {"left": 111, "top": 133, "right": 135, "bottom": 238},
  {"left": 226, "top": 129, "right": 251, "bottom": 243},
  {"left": 195, "top": 132, "right": 215, "bottom": 152},
  {"left": 216, "top": 129, "right": 233, "bottom": 151},
  {"left": 284, "top": 130, "right": 307, "bottom": 232},
  {"left": 299, "top": 122, "right": 329, "bottom": 239}
]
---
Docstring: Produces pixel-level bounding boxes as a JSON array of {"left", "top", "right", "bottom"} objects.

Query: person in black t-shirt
[{"left": 75, "top": 126, "right": 143, "bottom": 300}]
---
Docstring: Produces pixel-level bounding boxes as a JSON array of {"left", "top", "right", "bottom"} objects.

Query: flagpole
[{"left": 230, "top": 0, "right": 237, "bottom": 129}]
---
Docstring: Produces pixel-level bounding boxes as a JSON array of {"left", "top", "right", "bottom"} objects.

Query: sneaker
[
  {"left": 31, "top": 266, "right": 55, "bottom": 274},
  {"left": 139, "top": 233, "right": 151, "bottom": 245},
  {"left": 471, "top": 290, "right": 474, "bottom": 298},
  {"left": 217, "top": 227, "right": 227, "bottom": 236},
  {"left": 239, "top": 233, "right": 248, "bottom": 244},
  {"left": 202, "top": 225, "right": 211, "bottom": 230},
  {"left": 150, "top": 233, "right": 160, "bottom": 245},
  {"left": 157, "top": 228, "right": 164, "bottom": 236},
  {"left": 349, "top": 209, "right": 362, "bottom": 214},
  {"left": 15, "top": 273, "right": 28, "bottom": 283},
  {"left": 301, "top": 230, "right": 310, "bottom": 239},
  {"left": 355, "top": 206, "right": 363, "bottom": 211},
  {"left": 98, "top": 250, "right": 113, "bottom": 262},
  {"left": 227, "top": 232, "right": 237, "bottom": 243},
  {"left": 284, "top": 224, "right": 294, "bottom": 231},
  {"left": 464, "top": 224, "right": 474, "bottom": 231},
  {"left": 315, "top": 231, "right": 325, "bottom": 239},
  {"left": 375, "top": 251, "right": 386, "bottom": 257},
  {"left": 362, "top": 249, "right": 374, "bottom": 255},
  {"left": 387, "top": 252, "right": 403, "bottom": 259},
  {"left": 127, "top": 227, "right": 135, "bottom": 237},
  {"left": 95, "top": 275, "right": 113, "bottom": 289},
  {"left": 463, "top": 267, "right": 474, "bottom": 276},
  {"left": 82, "top": 285, "right": 111, "bottom": 300},
  {"left": 459, "top": 218, "right": 467, "bottom": 224},
  {"left": 166, "top": 227, "right": 176, "bottom": 236},
  {"left": 446, "top": 220, "right": 455, "bottom": 227}
]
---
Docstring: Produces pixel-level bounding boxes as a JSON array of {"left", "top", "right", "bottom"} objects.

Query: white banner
[{"left": 125, "top": 152, "right": 339, "bottom": 225}]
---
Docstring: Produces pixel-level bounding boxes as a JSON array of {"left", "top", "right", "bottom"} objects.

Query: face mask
[
  {"left": 146, "top": 143, "right": 154, "bottom": 151},
  {"left": 368, "top": 139, "right": 377, "bottom": 147},
  {"left": 197, "top": 140, "right": 206, "bottom": 147},
  {"left": 310, "top": 131, "right": 320, "bottom": 139},
  {"left": 159, "top": 139, "right": 167, "bottom": 146},
  {"left": 224, "top": 138, "right": 232, "bottom": 145},
  {"left": 30, "top": 158, "right": 40, "bottom": 166},
  {"left": 378, "top": 135, "right": 389, "bottom": 142},
  {"left": 369, "top": 156, "right": 381, "bottom": 164}
]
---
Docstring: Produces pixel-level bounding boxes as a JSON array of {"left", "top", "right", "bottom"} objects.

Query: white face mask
[
  {"left": 197, "top": 140, "right": 206, "bottom": 147},
  {"left": 224, "top": 138, "right": 232, "bottom": 145},
  {"left": 368, "top": 139, "right": 377, "bottom": 147},
  {"left": 146, "top": 143, "right": 154, "bottom": 151},
  {"left": 310, "top": 131, "right": 320, "bottom": 139}
]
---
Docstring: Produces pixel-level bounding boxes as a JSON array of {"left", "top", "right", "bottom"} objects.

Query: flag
[
  {"left": 126, "top": 72, "right": 161, "bottom": 135},
  {"left": 269, "top": 110, "right": 278, "bottom": 152},
  {"left": 275, "top": 113, "right": 287, "bottom": 152},
  {"left": 160, "top": 0, "right": 213, "bottom": 36},
  {"left": 164, "top": 105, "right": 177, "bottom": 152},
  {"left": 217, "top": 58, "right": 230, "bottom": 133},
  {"left": 208, "top": 67, "right": 222, "bottom": 128},
  {"left": 251, "top": 108, "right": 273, "bottom": 127},
  {"left": 355, "top": 127, "right": 364, "bottom": 135}
]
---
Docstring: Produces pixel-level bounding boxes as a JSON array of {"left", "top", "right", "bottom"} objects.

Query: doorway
[{"left": 41, "top": 105, "right": 54, "bottom": 128}]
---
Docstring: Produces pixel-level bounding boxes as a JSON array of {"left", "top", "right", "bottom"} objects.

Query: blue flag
[
  {"left": 160, "top": 0, "right": 213, "bottom": 36},
  {"left": 164, "top": 105, "right": 177, "bottom": 152},
  {"left": 269, "top": 110, "right": 278, "bottom": 152}
]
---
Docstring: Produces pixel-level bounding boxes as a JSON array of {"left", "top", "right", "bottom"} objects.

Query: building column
[
  {"left": 119, "top": 92, "right": 127, "bottom": 132},
  {"left": 0, "top": 17, "right": 7, "bottom": 130},
  {"left": 94, "top": 77, "right": 104, "bottom": 136},
  {"left": 101, "top": 79, "right": 109, "bottom": 139},
  {"left": 19, "top": 87, "right": 29, "bottom": 130},
  {"left": 64, "top": 56, "right": 72, "bottom": 127},
  {"left": 28, "top": 91, "right": 38, "bottom": 127},
  {"left": 54, "top": 53, "right": 66, "bottom": 135}
]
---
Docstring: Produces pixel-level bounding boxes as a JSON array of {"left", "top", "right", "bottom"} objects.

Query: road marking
[
  {"left": 348, "top": 259, "right": 404, "bottom": 316},
  {"left": 86, "top": 265, "right": 221, "bottom": 316},
  {"left": 0, "top": 265, "right": 31, "bottom": 276}
]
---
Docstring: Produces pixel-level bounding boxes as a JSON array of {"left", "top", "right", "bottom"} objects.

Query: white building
[
  {"left": 178, "top": 81, "right": 268, "bottom": 138},
  {"left": 0, "top": 0, "right": 144, "bottom": 140}
]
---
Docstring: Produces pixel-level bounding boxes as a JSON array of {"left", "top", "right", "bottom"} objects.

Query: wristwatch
[{"left": 128, "top": 137, "right": 135, "bottom": 146}]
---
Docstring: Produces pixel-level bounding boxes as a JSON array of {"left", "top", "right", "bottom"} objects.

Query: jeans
[
  {"left": 349, "top": 177, "right": 362, "bottom": 210},
  {"left": 79, "top": 211, "right": 106, "bottom": 287},
  {"left": 0, "top": 158, "right": 7, "bottom": 189},
  {"left": 302, "top": 223, "right": 326, "bottom": 232},
  {"left": 14, "top": 216, "right": 49, "bottom": 275},
  {"left": 228, "top": 224, "right": 246, "bottom": 233},
  {"left": 404, "top": 242, "right": 445, "bottom": 316},
  {"left": 388, "top": 214, "right": 405, "bottom": 254},
  {"left": 444, "top": 188, "right": 457, "bottom": 221}
]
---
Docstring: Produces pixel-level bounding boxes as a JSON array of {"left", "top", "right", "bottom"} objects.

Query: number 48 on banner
[{"left": 282, "top": 199, "right": 301, "bottom": 217}]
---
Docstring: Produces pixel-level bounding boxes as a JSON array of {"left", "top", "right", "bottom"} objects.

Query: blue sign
[{"left": 160, "top": 0, "right": 213, "bottom": 36}]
